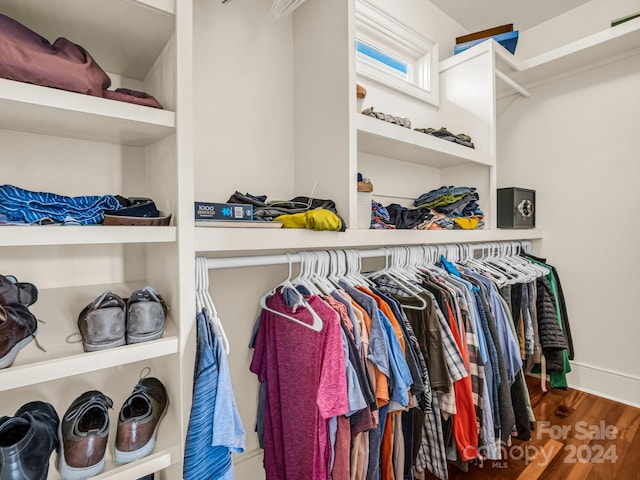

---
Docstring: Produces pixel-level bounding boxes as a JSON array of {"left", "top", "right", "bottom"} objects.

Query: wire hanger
[{"left": 258, "top": 253, "right": 323, "bottom": 332}]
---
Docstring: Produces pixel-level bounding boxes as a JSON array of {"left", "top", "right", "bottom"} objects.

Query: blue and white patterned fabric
[{"left": 0, "top": 184, "right": 122, "bottom": 225}]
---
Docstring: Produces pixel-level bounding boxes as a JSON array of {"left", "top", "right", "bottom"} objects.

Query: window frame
[{"left": 355, "top": 0, "right": 440, "bottom": 107}]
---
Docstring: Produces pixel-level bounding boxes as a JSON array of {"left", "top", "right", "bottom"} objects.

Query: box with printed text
[{"left": 194, "top": 202, "right": 253, "bottom": 221}]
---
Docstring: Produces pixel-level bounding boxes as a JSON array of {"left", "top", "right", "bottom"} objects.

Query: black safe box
[{"left": 497, "top": 187, "right": 536, "bottom": 229}]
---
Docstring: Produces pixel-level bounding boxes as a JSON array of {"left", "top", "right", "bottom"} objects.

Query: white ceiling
[{"left": 428, "top": 0, "right": 592, "bottom": 32}]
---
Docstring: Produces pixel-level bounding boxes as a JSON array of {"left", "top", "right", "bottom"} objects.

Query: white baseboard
[{"left": 567, "top": 361, "right": 640, "bottom": 409}]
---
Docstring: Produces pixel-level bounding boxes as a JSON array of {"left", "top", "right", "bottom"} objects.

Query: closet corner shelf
[
  {"left": 0, "top": 281, "right": 179, "bottom": 392},
  {"left": 0, "top": 79, "right": 176, "bottom": 146},
  {"left": 512, "top": 17, "right": 640, "bottom": 89},
  {"left": 0, "top": 225, "right": 176, "bottom": 247},
  {"left": 356, "top": 114, "right": 494, "bottom": 168},
  {"left": 195, "top": 227, "right": 543, "bottom": 253}
]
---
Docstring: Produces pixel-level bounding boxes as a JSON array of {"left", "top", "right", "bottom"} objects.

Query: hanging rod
[{"left": 203, "top": 241, "right": 532, "bottom": 270}]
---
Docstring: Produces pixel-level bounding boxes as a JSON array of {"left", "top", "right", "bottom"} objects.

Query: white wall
[
  {"left": 193, "top": 0, "right": 295, "bottom": 203},
  {"left": 498, "top": 53, "right": 640, "bottom": 406}
]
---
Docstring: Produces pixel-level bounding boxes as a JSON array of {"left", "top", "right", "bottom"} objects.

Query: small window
[
  {"left": 355, "top": 0, "right": 439, "bottom": 107},
  {"left": 356, "top": 40, "right": 410, "bottom": 81}
]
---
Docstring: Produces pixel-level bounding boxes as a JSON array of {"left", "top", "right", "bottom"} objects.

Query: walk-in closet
[{"left": 0, "top": 0, "right": 638, "bottom": 478}]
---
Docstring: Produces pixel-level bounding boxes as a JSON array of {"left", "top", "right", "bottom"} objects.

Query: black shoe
[{"left": 0, "top": 401, "right": 59, "bottom": 480}]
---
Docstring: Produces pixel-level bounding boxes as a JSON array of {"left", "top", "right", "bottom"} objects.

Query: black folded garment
[{"left": 106, "top": 196, "right": 160, "bottom": 218}]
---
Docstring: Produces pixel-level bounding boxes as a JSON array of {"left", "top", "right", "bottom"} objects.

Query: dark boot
[{"left": 0, "top": 401, "right": 59, "bottom": 480}]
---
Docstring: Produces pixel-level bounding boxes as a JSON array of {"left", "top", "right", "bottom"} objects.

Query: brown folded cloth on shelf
[
  {"left": 0, "top": 13, "right": 110, "bottom": 96},
  {"left": 0, "top": 13, "right": 163, "bottom": 109},
  {"left": 103, "top": 88, "right": 163, "bottom": 109}
]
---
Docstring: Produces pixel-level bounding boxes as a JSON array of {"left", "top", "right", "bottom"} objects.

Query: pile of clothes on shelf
[
  {"left": 371, "top": 185, "right": 484, "bottom": 230},
  {"left": 0, "top": 184, "right": 169, "bottom": 226},
  {"left": 226, "top": 191, "right": 346, "bottom": 231},
  {"left": 0, "top": 13, "right": 162, "bottom": 108}
]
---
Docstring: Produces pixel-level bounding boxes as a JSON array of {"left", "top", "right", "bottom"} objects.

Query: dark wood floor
[{"left": 426, "top": 376, "right": 640, "bottom": 480}]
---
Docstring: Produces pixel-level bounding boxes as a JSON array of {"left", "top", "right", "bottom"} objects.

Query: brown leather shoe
[
  {"left": 57, "top": 391, "right": 113, "bottom": 480},
  {"left": 0, "top": 304, "right": 38, "bottom": 369},
  {"left": 114, "top": 375, "right": 168, "bottom": 464}
]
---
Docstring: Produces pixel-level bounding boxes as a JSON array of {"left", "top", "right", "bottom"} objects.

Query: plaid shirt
[{"left": 414, "top": 392, "right": 448, "bottom": 480}]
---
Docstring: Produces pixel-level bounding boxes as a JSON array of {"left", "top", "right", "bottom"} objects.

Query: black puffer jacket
[{"left": 536, "top": 275, "right": 568, "bottom": 371}]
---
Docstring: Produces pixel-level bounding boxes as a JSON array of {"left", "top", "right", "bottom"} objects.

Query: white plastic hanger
[
  {"left": 258, "top": 253, "right": 323, "bottom": 332},
  {"left": 369, "top": 246, "right": 427, "bottom": 310},
  {"left": 268, "top": 0, "right": 309, "bottom": 21},
  {"left": 461, "top": 244, "right": 510, "bottom": 286},
  {"left": 310, "top": 251, "right": 336, "bottom": 295},
  {"left": 195, "top": 257, "right": 231, "bottom": 354},
  {"left": 291, "top": 251, "right": 320, "bottom": 295},
  {"left": 347, "top": 249, "right": 375, "bottom": 287}
]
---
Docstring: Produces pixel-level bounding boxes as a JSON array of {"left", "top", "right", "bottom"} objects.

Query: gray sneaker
[
  {"left": 126, "top": 287, "right": 167, "bottom": 345},
  {"left": 77, "top": 292, "right": 126, "bottom": 352}
]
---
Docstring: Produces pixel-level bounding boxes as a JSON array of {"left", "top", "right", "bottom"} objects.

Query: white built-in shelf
[
  {"left": 195, "top": 226, "right": 543, "bottom": 253},
  {"left": 45, "top": 418, "right": 180, "bottom": 479},
  {"left": 92, "top": 445, "right": 180, "bottom": 480},
  {"left": 439, "top": 38, "right": 520, "bottom": 72},
  {"left": 356, "top": 114, "right": 494, "bottom": 168},
  {"left": 0, "top": 225, "right": 176, "bottom": 247},
  {"left": 441, "top": 18, "right": 640, "bottom": 98},
  {"left": 0, "top": 282, "right": 179, "bottom": 392},
  {"left": 0, "top": 79, "right": 176, "bottom": 145},
  {"left": 0, "top": 0, "right": 175, "bottom": 80},
  {"left": 511, "top": 17, "right": 640, "bottom": 91}
]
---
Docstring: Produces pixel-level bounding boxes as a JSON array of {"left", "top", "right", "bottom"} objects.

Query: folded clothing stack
[
  {"left": 0, "top": 184, "right": 169, "bottom": 226},
  {"left": 0, "top": 184, "right": 122, "bottom": 225},
  {"left": 104, "top": 196, "right": 171, "bottom": 226},
  {"left": 414, "top": 186, "right": 484, "bottom": 229},
  {"left": 227, "top": 192, "right": 346, "bottom": 231},
  {"left": 370, "top": 186, "right": 484, "bottom": 230}
]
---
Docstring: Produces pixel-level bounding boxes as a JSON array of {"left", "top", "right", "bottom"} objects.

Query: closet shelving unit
[
  {"left": 4, "top": 0, "right": 634, "bottom": 478},
  {"left": 440, "top": 16, "right": 640, "bottom": 99},
  {"left": 194, "top": 227, "right": 544, "bottom": 253},
  {"left": 0, "top": 0, "right": 189, "bottom": 478},
  {"left": 356, "top": 114, "right": 493, "bottom": 168},
  {"left": 194, "top": 0, "right": 543, "bottom": 256}
]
